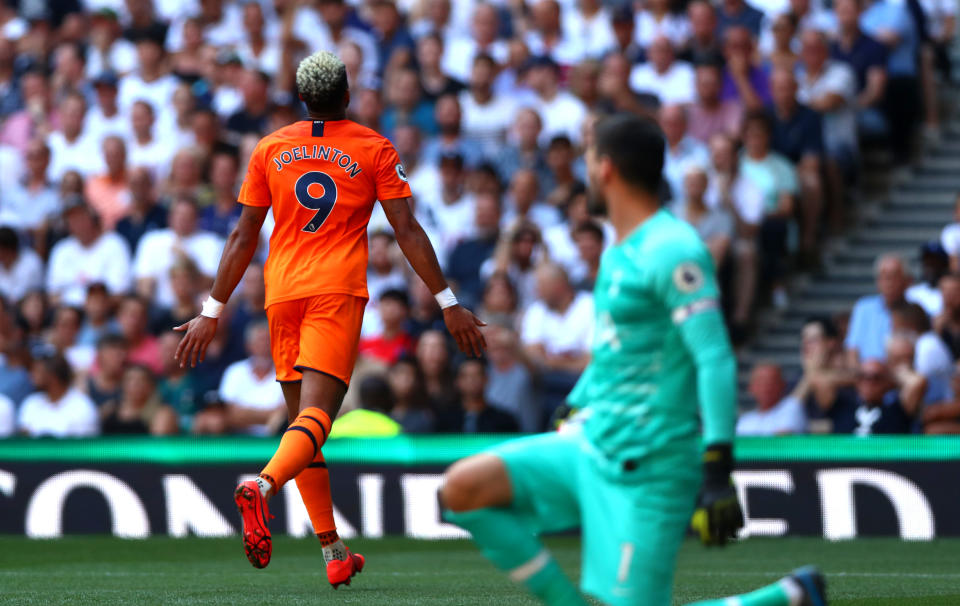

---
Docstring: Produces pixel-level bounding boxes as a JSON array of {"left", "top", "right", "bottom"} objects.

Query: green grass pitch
[{"left": 1, "top": 536, "right": 958, "bottom": 605}]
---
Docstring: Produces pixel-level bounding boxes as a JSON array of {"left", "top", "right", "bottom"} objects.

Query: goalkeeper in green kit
[{"left": 440, "top": 114, "right": 826, "bottom": 606}]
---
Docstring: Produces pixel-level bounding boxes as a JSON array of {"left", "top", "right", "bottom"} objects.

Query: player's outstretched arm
[
  {"left": 677, "top": 308, "right": 744, "bottom": 546},
  {"left": 657, "top": 244, "right": 742, "bottom": 546},
  {"left": 174, "top": 204, "right": 270, "bottom": 368},
  {"left": 381, "top": 197, "right": 487, "bottom": 357}
]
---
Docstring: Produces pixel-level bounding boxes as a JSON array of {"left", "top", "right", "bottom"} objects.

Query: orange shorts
[{"left": 265, "top": 294, "right": 367, "bottom": 386}]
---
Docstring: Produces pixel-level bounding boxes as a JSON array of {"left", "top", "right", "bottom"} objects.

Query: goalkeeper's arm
[{"left": 676, "top": 305, "right": 743, "bottom": 546}]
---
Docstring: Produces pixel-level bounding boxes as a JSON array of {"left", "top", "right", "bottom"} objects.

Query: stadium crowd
[{"left": 0, "top": 0, "right": 954, "bottom": 438}]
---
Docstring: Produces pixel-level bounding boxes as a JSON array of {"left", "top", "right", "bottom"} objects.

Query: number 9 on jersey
[{"left": 295, "top": 171, "right": 338, "bottom": 233}]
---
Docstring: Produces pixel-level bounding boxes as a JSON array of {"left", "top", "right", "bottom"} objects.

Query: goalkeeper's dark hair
[{"left": 593, "top": 113, "right": 665, "bottom": 196}]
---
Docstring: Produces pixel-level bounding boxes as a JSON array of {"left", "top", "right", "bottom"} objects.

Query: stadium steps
[{"left": 735, "top": 108, "right": 960, "bottom": 404}]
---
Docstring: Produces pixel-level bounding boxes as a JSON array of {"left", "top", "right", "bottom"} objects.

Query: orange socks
[
  {"left": 295, "top": 450, "right": 337, "bottom": 537},
  {"left": 260, "top": 407, "right": 332, "bottom": 493},
  {"left": 262, "top": 407, "right": 342, "bottom": 553}
]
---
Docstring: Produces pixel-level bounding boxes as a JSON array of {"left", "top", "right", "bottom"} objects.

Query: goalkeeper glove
[
  {"left": 690, "top": 443, "right": 744, "bottom": 547},
  {"left": 549, "top": 402, "right": 575, "bottom": 431}
]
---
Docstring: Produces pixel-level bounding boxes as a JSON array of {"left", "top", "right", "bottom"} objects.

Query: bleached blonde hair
[{"left": 296, "top": 51, "right": 348, "bottom": 112}]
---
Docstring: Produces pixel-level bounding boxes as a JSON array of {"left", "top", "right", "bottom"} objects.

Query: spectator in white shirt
[
  {"left": 482, "top": 221, "right": 544, "bottom": 312},
  {"left": 47, "top": 306, "right": 96, "bottom": 376},
  {"left": 673, "top": 164, "right": 734, "bottom": 272},
  {"left": 85, "top": 71, "right": 129, "bottom": 144},
  {"left": 443, "top": 3, "right": 510, "bottom": 83},
  {"left": 46, "top": 92, "right": 104, "bottom": 181},
  {"left": 495, "top": 37, "right": 533, "bottom": 97},
  {"left": 543, "top": 188, "right": 613, "bottom": 281},
  {"left": 629, "top": 35, "right": 696, "bottom": 106},
  {"left": 635, "top": 0, "right": 692, "bottom": 49},
  {"left": 523, "top": 56, "right": 588, "bottom": 145},
  {"left": 737, "top": 362, "right": 808, "bottom": 435},
  {"left": 796, "top": 29, "right": 857, "bottom": 165},
  {"left": 207, "top": 53, "right": 245, "bottom": 120},
  {"left": 133, "top": 196, "right": 223, "bottom": 309},
  {"left": 411, "top": 0, "right": 454, "bottom": 39},
  {"left": 118, "top": 31, "right": 178, "bottom": 125},
  {"left": 236, "top": 2, "right": 281, "bottom": 75},
  {"left": 502, "top": 168, "right": 562, "bottom": 232},
  {"left": 422, "top": 152, "right": 477, "bottom": 263},
  {"left": 891, "top": 301, "right": 953, "bottom": 404},
  {"left": 126, "top": 99, "right": 175, "bottom": 179},
  {"left": 85, "top": 10, "right": 138, "bottom": 78},
  {"left": 660, "top": 104, "right": 710, "bottom": 203},
  {"left": 368, "top": 231, "right": 408, "bottom": 304},
  {"left": 46, "top": 199, "right": 132, "bottom": 306},
  {"left": 163, "top": 83, "right": 199, "bottom": 152},
  {"left": 0, "top": 228, "right": 43, "bottom": 303},
  {"left": 293, "top": 0, "right": 379, "bottom": 80},
  {"left": 219, "top": 322, "right": 286, "bottom": 436},
  {"left": 759, "top": 0, "right": 837, "bottom": 56},
  {"left": 363, "top": 231, "right": 410, "bottom": 338},
  {"left": 521, "top": 262, "right": 594, "bottom": 374},
  {"left": 197, "top": 0, "right": 246, "bottom": 49},
  {"left": 521, "top": 262, "right": 594, "bottom": 415},
  {"left": 525, "top": 0, "right": 585, "bottom": 67},
  {"left": 0, "top": 142, "right": 23, "bottom": 193},
  {"left": 459, "top": 54, "right": 517, "bottom": 150},
  {"left": 906, "top": 243, "right": 948, "bottom": 317},
  {"left": 0, "top": 139, "right": 61, "bottom": 234},
  {"left": 18, "top": 354, "right": 99, "bottom": 438},
  {"left": 562, "top": 0, "right": 616, "bottom": 60}
]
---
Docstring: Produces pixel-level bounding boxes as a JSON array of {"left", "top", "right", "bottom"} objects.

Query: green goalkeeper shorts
[{"left": 490, "top": 430, "right": 701, "bottom": 606}]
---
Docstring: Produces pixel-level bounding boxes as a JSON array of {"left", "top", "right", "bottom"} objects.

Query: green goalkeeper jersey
[{"left": 567, "top": 209, "right": 737, "bottom": 478}]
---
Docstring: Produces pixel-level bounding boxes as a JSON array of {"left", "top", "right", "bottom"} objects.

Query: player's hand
[
  {"left": 442, "top": 305, "right": 487, "bottom": 357},
  {"left": 691, "top": 443, "right": 744, "bottom": 547},
  {"left": 173, "top": 315, "right": 218, "bottom": 368}
]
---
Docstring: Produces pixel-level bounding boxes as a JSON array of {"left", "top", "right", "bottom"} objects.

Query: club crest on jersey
[
  {"left": 396, "top": 163, "right": 408, "bottom": 182},
  {"left": 673, "top": 262, "right": 704, "bottom": 293}
]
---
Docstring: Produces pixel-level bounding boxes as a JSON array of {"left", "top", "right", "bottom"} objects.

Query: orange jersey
[{"left": 238, "top": 119, "right": 412, "bottom": 307}]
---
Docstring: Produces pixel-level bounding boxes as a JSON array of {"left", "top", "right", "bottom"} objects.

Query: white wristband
[
  {"left": 434, "top": 287, "right": 458, "bottom": 310},
  {"left": 200, "top": 296, "right": 225, "bottom": 319}
]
